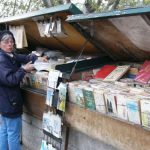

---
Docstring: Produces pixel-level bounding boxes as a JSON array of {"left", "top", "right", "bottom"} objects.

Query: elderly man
[{"left": 0, "top": 30, "right": 47, "bottom": 150}]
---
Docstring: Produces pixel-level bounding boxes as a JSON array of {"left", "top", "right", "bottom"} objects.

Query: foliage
[
  {"left": 0, "top": 0, "right": 44, "bottom": 17},
  {"left": 0, "top": 0, "right": 150, "bottom": 17},
  {"left": 84, "top": 0, "right": 150, "bottom": 13}
]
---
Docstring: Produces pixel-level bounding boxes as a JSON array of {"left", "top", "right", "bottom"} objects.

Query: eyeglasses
[{"left": 1, "top": 40, "right": 14, "bottom": 45}]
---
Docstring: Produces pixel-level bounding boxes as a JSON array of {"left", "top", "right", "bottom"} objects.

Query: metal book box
[{"left": 0, "top": 3, "right": 111, "bottom": 77}]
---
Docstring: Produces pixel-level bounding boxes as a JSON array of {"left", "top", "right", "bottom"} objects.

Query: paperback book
[
  {"left": 104, "top": 65, "right": 130, "bottom": 82},
  {"left": 57, "top": 83, "right": 67, "bottom": 112},
  {"left": 83, "top": 87, "right": 96, "bottom": 110},
  {"left": 141, "top": 99, "right": 150, "bottom": 128},
  {"left": 74, "top": 86, "right": 85, "bottom": 107},
  {"left": 126, "top": 98, "right": 141, "bottom": 124}
]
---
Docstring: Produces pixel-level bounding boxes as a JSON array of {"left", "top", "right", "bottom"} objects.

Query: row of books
[
  {"left": 94, "top": 60, "right": 150, "bottom": 84},
  {"left": 36, "top": 17, "right": 67, "bottom": 38},
  {"left": 22, "top": 71, "right": 48, "bottom": 91},
  {"left": 68, "top": 79, "right": 150, "bottom": 128}
]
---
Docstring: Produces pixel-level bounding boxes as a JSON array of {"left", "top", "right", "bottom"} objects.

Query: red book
[
  {"left": 135, "top": 61, "right": 150, "bottom": 84},
  {"left": 95, "top": 65, "right": 116, "bottom": 79}
]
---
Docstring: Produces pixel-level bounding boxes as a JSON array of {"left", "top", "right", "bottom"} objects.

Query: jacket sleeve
[
  {"left": 14, "top": 53, "right": 38, "bottom": 64},
  {"left": 0, "top": 59, "right": 26, "bottom": 87}
]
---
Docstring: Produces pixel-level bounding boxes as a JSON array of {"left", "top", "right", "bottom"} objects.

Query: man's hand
[
  {"left": 38, "top": 56, "right": 48, "bottom": 62},
  {"left": 22, "top": 61, "right": 35, "bottom": 72}
]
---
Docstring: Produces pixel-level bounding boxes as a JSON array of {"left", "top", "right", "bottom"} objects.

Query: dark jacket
[{"left": 0, "top": 49, "right": 37, "bottom": 118}]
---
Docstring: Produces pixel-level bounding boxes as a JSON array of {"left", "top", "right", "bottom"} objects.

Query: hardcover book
[
  {"left": 104, "top": 65, "right": 130, "bottom": 82},
  {"left": 95, "top": 65, "right": 116, "bottom": 79}
]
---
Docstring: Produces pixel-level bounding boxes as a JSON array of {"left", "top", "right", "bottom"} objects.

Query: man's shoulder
[{"left": 0, "top": 51, "right": 8, "bottom": 63}]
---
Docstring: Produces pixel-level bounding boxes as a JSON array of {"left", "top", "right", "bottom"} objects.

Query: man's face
[{"left": 0, "top": 34, "right": 14, "bottom": 53}]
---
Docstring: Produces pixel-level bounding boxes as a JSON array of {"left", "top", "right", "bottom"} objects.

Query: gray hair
[{"left": 1, "top": 34, "right": 13, "bottom": 41}]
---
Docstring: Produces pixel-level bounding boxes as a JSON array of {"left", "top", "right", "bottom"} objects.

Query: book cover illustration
[
  {"left": 74, "top": 87, "right": 85, "bottom": 107},
  {"left": 42, "top": 112, "right": 53, "bottom": 134},
  {"left": 126, "top": 99, "right": 141, "bottom": 124},
  {"left": 45, "top": 88, "right": 54, "bottom": 106},
  {"left": 104, "top": 93, "right": 117, "bottom": 116},
  {"left": 83, "top": 88, "right": 96, "bottom": 110},
  {"left": 104, "top": 65, "right": 130, "bottom": 82},
  {"left": 135, "top": 61, "right": 150, "bottom": 84},
  {"left": 42, "top": 112, "right": 62, "bottom": 138},
  {"left": 57, "top": 83, "right": 67, "bottom": 112},
  {"left": 141, "top": 100, "right": 150, "bottom": 128}
]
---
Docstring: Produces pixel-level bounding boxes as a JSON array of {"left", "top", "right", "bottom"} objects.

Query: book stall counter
[{"left": 1, "top": 3, "right": 150, "bottom": 150}]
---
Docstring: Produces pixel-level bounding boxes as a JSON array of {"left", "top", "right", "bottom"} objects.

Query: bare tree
[{"left": 105, "top": 0, "right": 121, "bottom": 11}]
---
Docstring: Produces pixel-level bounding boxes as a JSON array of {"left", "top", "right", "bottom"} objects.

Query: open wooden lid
[{"left": 67, "top": 6, "right": 150, "bottom": 61}]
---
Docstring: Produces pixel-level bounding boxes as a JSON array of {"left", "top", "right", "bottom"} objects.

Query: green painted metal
[
  {"left": 67, "top": 6, "right": 150, "bottom": 22},
  {"left": 0, "top": 3, "right": 82, "bottom": 23}
]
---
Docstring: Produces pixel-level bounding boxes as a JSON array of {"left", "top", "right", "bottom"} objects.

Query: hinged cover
[
  {"left": 67, "top": 6, "right": 150, "bottom": 61},
  {"left": 0, "top": 3, "right": 100, "bottom": 55}
]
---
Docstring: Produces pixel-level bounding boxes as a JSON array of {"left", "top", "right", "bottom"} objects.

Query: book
[
  {"left": 104, "top": 65, "right": 130, "bottom": 82},
  {"left": 126, "top": 98, "right": 141, "bottom": 124},
  {"left": 36, "top": 21, "right": 45, "bottom": 37},
  {"left": 140, "top": 99, "right": 150, "bottom": 128},
  {"left": 68, "top": 81, "right": 79, "bottom": 104},
  {"left": 93, "top": 88, "right": 106, "bottom": 113},
  {"left": 104, "top": 92, "right": 117, "bottom": 116},
  {"left": 42, "top": 112, "right": 62, "bottom": 138},
  {"left": 51, "top": 114, "right": 62, "bottom": 138},
  {"left": 57, "top": 83, "right": 67, "bottom": 112},
  {"left": 83, "top": 87, "right": 96, "bottom": 110},
  {"left": 48, "top": 70, "right": 60, "bottom": 89},
  {"left": 10, "top": 25, "right": 28, "bottom": 49},
  {"left": 74, "top": 86, "right": 85, "bottom": 107},
  {"left": 45, "top": 88, "right": 54, "bottom": 106},
  {"left": 135, "top": 61, "right": 150, "bottom": 84},
  {"left": 116, "top": 94, "right": 128, "bottom": 120},
  {"left": 42, "top": 111, "right": 53, "bottom": 134},
  {"left": 41, "top": 140, "right": 56, "bottom": 150},
  {"left": 52, "top": 90, "right": 59, "bottom": 108},
  {"left": 95, "top": 65, "right": 116, "bottom": 79}
]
